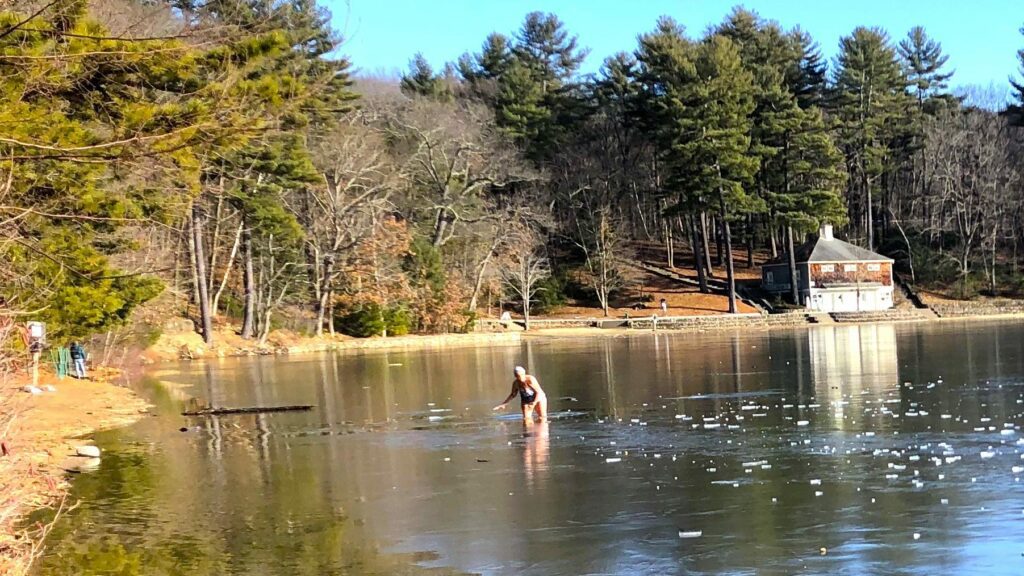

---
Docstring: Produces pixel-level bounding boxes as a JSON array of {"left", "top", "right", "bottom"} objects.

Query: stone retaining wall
[
  {"left": 830, "top": 309, "right": 925, "bottom": 323},
  {"left": 930, "top": 300, "right": 1024, "bottom": 318},
  {"left": 626, "top": 313, "right": 766, "bottom": 330}
]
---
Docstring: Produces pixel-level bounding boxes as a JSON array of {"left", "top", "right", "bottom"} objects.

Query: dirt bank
[
  {"left": 144, "top": 326, "right": 524, "bottom": 363},
  {"left": 0, "top": 369, "right": 150, "bottom": 576}
]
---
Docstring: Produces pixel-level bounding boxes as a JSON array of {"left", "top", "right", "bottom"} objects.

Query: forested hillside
[{"left": 3, "top": 0, "right": 1024, "bottom": 347}]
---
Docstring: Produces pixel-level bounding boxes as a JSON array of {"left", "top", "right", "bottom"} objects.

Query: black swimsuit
[{"left": 519, "top": 381, "right": 537, "bottom": 404}]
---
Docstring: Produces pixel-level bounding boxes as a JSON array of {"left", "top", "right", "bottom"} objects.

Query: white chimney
[{"left": 820, "top": 224, "right": 834, "bottom": 241}]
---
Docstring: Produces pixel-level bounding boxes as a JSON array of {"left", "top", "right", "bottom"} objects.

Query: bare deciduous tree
[{"left": 499, "top": 226, "right": 550, "bottom": 330}]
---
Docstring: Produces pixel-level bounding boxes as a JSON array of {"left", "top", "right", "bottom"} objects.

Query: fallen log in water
[{"left": 181, "top": 405, "right": 314, "bottom": 416}]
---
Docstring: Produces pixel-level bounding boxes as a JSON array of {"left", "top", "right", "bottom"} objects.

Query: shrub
[{"left": 335, "top": 303, "right": 411, "bottom": 338}]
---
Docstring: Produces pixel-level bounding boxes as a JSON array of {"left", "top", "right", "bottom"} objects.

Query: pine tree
[
  {"left": 0, "top": 1, "right": 287, "bottom": 340},
  {"left": 898, "top": 26, "right": 955, "bottom": 113},
  {"left": 760, "top": 103, "right": 847, "bottom": 303},
  {"left": 1012, "top": 26, "right": 1024, "bottom": 123},
  {"left": 790, "top": 28, "right": 828, "bottom": 109},
  {"left": 456, "top": 33, "right": 513, "bottom": 103},
  {"left": 668, "top": 35, "right": 761, "bottom": 313},
  {"left": 188, "top": 0, "right": 356, "bottom": 341},
  {"left": 401, "top": 53, "right": 452, "bottom": 100},
  {"left": 494, "top": 12, "right": 589, "bottom": 161},
  {"left": 830, "top": 27, "right": 909, "bottom": 251}
]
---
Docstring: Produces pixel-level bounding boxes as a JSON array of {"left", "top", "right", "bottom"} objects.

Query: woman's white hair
[{"left": 513, "top": 366, "right": 526, "bottom": 375}]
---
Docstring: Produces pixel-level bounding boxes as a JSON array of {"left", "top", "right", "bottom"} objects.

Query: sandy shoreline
[
  {"left": 0, "top": 370, "right": 150, "bottom": 576},
  {"left": 144, "top": 310, "right": 1024, "bottom": 364}
]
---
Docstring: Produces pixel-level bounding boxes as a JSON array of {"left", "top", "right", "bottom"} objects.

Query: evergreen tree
[
  {"left": 456, "top": 33, "right": 513, "bottom": 103},
  {"left": 1012, "top": 25, "right": 1024, "bottom": 123},
  {"left": 401, "top": 53, "right": 452, "bottom": 100},
  {"left": 830, "top": 27, "right": 909, "bottom": 250},
  {"left": 790, "top": 28, "right": 828, "bottom": 109},
  {"left": 665, "top": 34, "right": 761, "bottom": 312},
  {"left": 898, "top": 26, "right": 955, "bottom": 113},
  {"left": 496, "top": 12, "right": 589, "bottom": 161},
  {"left": 0, "top": 1, "right": 289, "bottom": 339},
  {"left": 189, "top": 0, "right": 356, "bottom": 341}
]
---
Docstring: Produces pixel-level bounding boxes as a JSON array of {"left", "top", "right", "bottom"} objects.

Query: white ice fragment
[
  {"left": 980, "top": 451, "right": 996, "bottom": 459},
  {"left": 678, "top": 530, "right": 702, "bottom": 538},
  {"left": 605, "top": 457, "right": 622, "bottom": 463},
  {"left": 796, "top": 420, "right": 809, "bottom": 426},
  {"left": 913, "top": 533, "right": 921, "bottom": 540},
  {"left": 810, "top": 479, "right": 822, "bottom": 485}
]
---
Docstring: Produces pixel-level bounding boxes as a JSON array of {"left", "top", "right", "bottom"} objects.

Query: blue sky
[{"left": 323, "top": 0, "right": 1022, "bottom": 91}]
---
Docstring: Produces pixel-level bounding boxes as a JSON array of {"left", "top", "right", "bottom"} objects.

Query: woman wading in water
[{"left": 494, "top": 366, "right": 548, "bottom": 423}]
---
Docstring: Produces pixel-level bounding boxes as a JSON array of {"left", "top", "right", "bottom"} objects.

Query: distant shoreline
[{"left": 141, "top": 309, "right": 1024, "bottom": 364}]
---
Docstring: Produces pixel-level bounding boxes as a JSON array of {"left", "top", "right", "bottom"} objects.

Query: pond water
[{"left": 35, "top": 321, "right": 1024, "bottom": 575}]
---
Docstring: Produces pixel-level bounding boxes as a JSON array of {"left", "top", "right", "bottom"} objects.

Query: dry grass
[
  {"left": 0, "top": 319, "right": 144, "bottom": 575},
  {"left": 0, "top": 319, "right": 57, "bottom": 576}
]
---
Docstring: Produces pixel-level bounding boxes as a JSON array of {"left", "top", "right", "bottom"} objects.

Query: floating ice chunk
[
  {"left": 1012, "top": 466, "right": 1024, "bottom": 474},
  {"left": 940, "top": 498, "right": 949, "bottom": 505},
  {"left": 678, "top": 530, "right": 702, "bottom": 538},
  {"left": 913, "top": 533, "right": 921, "bottom": 540},
  {"left": 814, "top": 491, "right": 823, "bottom": 497},
  {"left": 796, "top": 420, "right": 810, "bottom": 426},
  {"left": 704, "top": 423, "right": 721, "bottom": 429},
  {"left": 980, "top": 451, "right": 996, "bottom": 459},
  {"left": 810, "top": 479, "right": 821, "bottom": 485},
  {"left": 605, "top": 457, "right": 622, "bottom": 463}
]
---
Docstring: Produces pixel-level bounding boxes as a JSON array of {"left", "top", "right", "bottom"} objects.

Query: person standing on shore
[
  {"left": 494, "top": 366, "right": 548, "bottom": 423},
  {"left": 69, "top": 341, "right": 88, "bottom": 379}
]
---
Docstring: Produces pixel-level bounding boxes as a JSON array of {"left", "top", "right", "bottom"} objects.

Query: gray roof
[{"left": 767, "top": 237, "right": 893, "bottom": 265}]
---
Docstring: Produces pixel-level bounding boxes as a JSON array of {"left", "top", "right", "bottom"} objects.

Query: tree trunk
[
  {"left": 746, "top": 215, "right": 754, "bottom": 268},
  {"left": 241, "top": 224, "right": 256, "bottom": 340},
  {"left": 523, "top": 296, "right": 530, "bottom": 331},
  {"left": 865, "top": 171, "right": 874, "bottom": 251},
  {"left": 315, "top": 288, "right": 330, "bottom": 337},
  {"left": 714, "top": 216, "right": 723, "bottom": 266},
  {"left": 327, "top": 291, "right": 335, "bottom": 335},
  {"left": 720, "top": 206, "right": 737, "bottom": 314},
  {"left": 787, "top": 226, "right": 800, "bottom": 306},
  {"left": 186, "top": 217, "right": 201, "bottom": 318},
  {"left": 665, "top": 217, "right": 674, "bottom": 269},
  {"left": 689, "top": 215, "right": 709, "bottom": 294},
  {"left": 700, "top": 212, "right": 714, "bottom": 276},
  {"left": 211, "top": 219, "right": 243, "bottom": 315},
  {"left": 432, "top": 210, "right": 448, "bottom": 247},
  {"left": 191, "top": 204, "right": 214, "bottom": 344}
]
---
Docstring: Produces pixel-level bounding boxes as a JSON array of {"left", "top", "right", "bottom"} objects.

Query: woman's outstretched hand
[{"left": 492, "top": 404, "right": 505, "bottom": 411}]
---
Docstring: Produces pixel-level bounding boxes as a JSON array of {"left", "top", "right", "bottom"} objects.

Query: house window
[
  {"left": 820, "top": 264, "right": 835, "bottom": 273},
  {"left": 867, "top": 263, "right": 881, "bottom": 271},
  {"left": 844, "top": 264, "right": 858, "bottom": 272}
]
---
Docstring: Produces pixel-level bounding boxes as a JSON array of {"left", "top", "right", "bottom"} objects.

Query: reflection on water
[{"left": 35, "top": 321, "right": 1024, "bottom": 575}]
